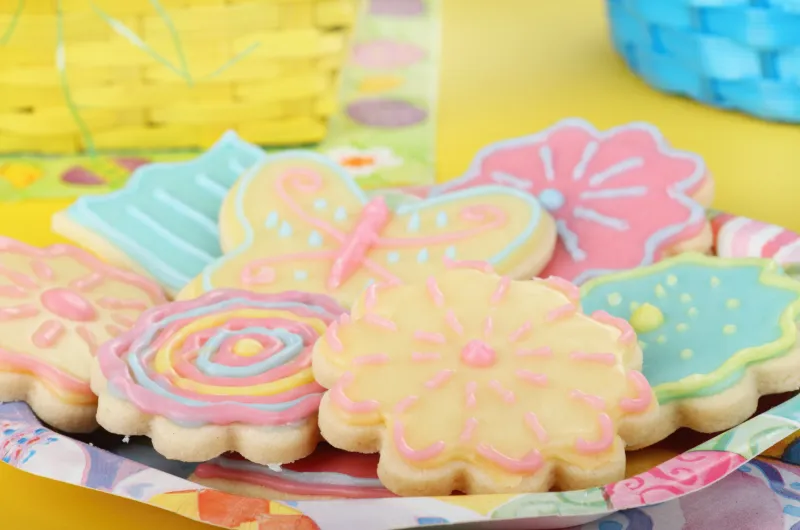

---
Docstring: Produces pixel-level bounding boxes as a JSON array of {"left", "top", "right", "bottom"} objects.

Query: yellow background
[{"left": 1, "top": 1, "right": 799, "bottom": 528}]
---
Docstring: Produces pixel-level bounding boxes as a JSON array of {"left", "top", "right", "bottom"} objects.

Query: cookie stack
[{"left": 2, "top": 119, "right": 799, "bottom": 499}]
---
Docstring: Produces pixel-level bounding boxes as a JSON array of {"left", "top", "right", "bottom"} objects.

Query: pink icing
[
  {"left": 413, "top": 330, "right": 446, "bottom": 344},
  {"left": 488, "top": 380, "right": 515, "bottom": 403},
  {"left": 570, "top": 389, "right": 606, "bottom": 410},
  {"left": 713, "top": 214, "right": 800, "bottom": 264},
  {"left": 30, "top": 260, "right": 54, "bottom": 280},
  {"left": 482, "top": 316, "right": 493, "bottom": 338},
  {"left": 524, "top": 412, "right": 548, "bottom": 443},
  {"left": 569, "top": 351, "right": 617, "bottom": 365},
  {"left": 508, "top": 321, "right": 532, "bottom": 342},
  {"left": 363, "top": 314, "right": 397, "bottom": 331},
  {"left": 70, "top": 272, "right": 103, "bottom": 291},
  {"left": 0, "top": 345, "right": 94, "bottom": 398},
  {"left": 604, "top": 451, "right": 748, "bottom": 509},
  {"left": 40, "top": 288, "right": 97, "bottom": 322},
  {"left": 443, "top": 257, "right": 495, "bottom": 273},
  {"left": 425, "top": 120, "right": 710, "bottom": 284},
  {"left": 465, "top": 381, "right": 477, "bottom": 408},
  {"left": 32, "top": 320, "right": 65, "bottom": 348},
  {"left": 445, "top": 309, "right": 463, "bottom": 335},
  {"left": 477, "top": 444, "right": 543, "bottom": 473},
  {"left": 328, "top": 197, "right": 392, "bottom": 289},
  {"left": 619, "top": 370, "right": 654, "bottom": 413},
  {"left": 544, "top": 276, "right": 580, "bottom": 301},
  {"left": 491, "top": 276, "right": 511, "bottom": 305},
  {"left": 411, "top": 351, "right": 441, "bottom": 362},
  {"left": 97, "top": 289, "right": 347, "bottom": 425},
  {"left": 330, "top": 372, "right": 381, "bottom": 414},
  {"left": 591, "top": 310, "right": 635, "bottom": 344},
  {"left": 575, "top": 413, "right": 614, "bottom": 454},
  {"left": 425, "top": 277, "right": 445, "bottom": 307},
  {"left": 353, "top": 354, "right": 390, "bottom": 366},
  {"left": 546, "top": 302, "right": 577, "bottom": 321},
  {"left": 424, "top": 369, "right": 454, "bottom": 389},
  {"left": 0, "top": 285, "right": 26, "bottom": 298},
  {"left": 394, "top": 395, "right": 418, "bottom": 414},
  {"left": 459, "top": 417, "right": 479, "bottom": 442},
  {"left": 515, "top": 369, "right": 548, "bottom": 386},
  {"left": 96, "top": 297, "right": 149, "bottom": 311},
  {"left": 0, "top": 305, "right": 39, "bottom": 320},
  {"left": 515, "top": 346, "right": 553, "bottom": 358},
  {"left": 460, "top": 339, "right": 496, "bottom": 368},
  {"left": 393, "top": 420, "right": 445, "bottom": 461}
]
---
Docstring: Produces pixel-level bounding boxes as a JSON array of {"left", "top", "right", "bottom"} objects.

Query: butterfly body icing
[{"left": 180, "top": 152, "right": 554, "bottom": 306}]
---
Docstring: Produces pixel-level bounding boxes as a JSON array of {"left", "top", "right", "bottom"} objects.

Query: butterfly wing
[
  {"left": 179, "top": 153, "right": 372, "bottom": 302},
  {"left": 369, "top": 185, "right": 555, "bottom": 282}
]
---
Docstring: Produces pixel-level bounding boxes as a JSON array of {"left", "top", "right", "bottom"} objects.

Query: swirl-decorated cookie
[
  {"left": 0, "top": 237, "right": 166, "bottom": 432},
  {"left": 190, "top": 445, "right": 394, "bottom": 500},
  {"left": 177, "top": 152, "right": 557, "bottom": 307},
  {"left": 312, "top": 267, "right": 659, "bottom": 496},
  {"left": 581, "top": 253, "right": 800, "bottom": 443},
  {"left": 424, "top": 119, "right": 714, "bottom": 284},
  {"left": 92, "top": 289, "right": 346, "bottom": 464}
]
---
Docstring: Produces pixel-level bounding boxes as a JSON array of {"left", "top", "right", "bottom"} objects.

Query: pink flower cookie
[
  {"left": 177, "top": 151, "right": 557, "bottom": 307},
  {"left": 312, "top": 268, "right": 660, "bottom": 496},
  {"left": 0, "top": 237, "right": 166, "bottom": 432},
  {"left": 427, "top": 119, "right": 714, "bottom": 284},
  {"left": 91, "top": 289, "right": 346, "bottom": 464}
]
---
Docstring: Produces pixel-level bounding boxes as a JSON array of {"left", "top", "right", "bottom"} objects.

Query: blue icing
[
  {"left": 334, "top": 206, "right": 348, "bottom": 222},
  {"left": 126, "top": 298, "right": 330, "bottom": 413},
  {"left": 387, "top": 251, "right": 400, "bottom": 264},
  {"left": 61, "top": 131, "right": 265, "bottom": 293},
  {"left": 435, "top": 211, "right": 448, "bottom": 227},
  {"left": 417, "top": 248, "right": 429, "bottom": 263},
  {"left": 195, "top": 328, "right": 304, "bottom": 377},
  {"left": 445, "top": 246, "right": 456, "bottom": 259},
  {"left": 581, "top": 256, "right": 800, "bottom": 402},
  {"left": 308, "top": 230, "right": 323, "bottom": 247},
  {"left": 294, "top": 270, "right": 308, "bottom": 280},
  {"left": 313, "top": 198, "right": 327, "bottom": 210},
  {"left": 201, "top": 148, "right": 545, "bottom": 292},
  {"left": 538, "top": 188, "right": 565, "bottom": 211},
  {"left": 278, "top": 220, "right": 293, "bottom": 238},
  {"left": 265, "top": 211, "right": 279, "bottom": 229},
  {"left": 407, "top": 211, "right": 421, "bottom": 232}
]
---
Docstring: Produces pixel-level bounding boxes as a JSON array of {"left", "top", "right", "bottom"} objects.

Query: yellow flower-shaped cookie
[{"left": 312, "top": 268, "right": 659, "bottom": 496}]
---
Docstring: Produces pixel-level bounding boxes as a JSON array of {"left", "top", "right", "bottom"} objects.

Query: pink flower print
[{"left": 430, "top": 119, "right": 713, "bottom": 284}]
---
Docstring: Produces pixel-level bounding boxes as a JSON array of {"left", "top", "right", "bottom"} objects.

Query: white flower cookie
[
  {"left": 0, "top": 237, "right": 166, "bottom": 432},
  {"left": 312, "top": 267, "right": 659, "bottom": 496},
  {"left": 581, "top": 253, "right": 800, "bottom": 443}
]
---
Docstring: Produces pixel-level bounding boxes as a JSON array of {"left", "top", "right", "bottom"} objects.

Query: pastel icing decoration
[
  {"left": 312, "top": 269, "right": 659, "bottom": 496},
  {"left": 178, "top": 152, "right": 557, "bottom": 307},
  {"left": 581, "top": 253, "right": 800, "bottom": 442},
  {"left": 92, "top": 289, "right": 346, "bottom": 465},
  {"left": 0, "top": 237, "right": 166, "bottom": 433},
  {"left": 425, "top": 118, "right": 714, "bottom": 284},
  {"left": 713, "top": 212, "right": 800, "bottom": 270},
  {"left": 52, "top": 132, "right": 266, "bottom": 296},
  {"left": 191, "top": 445, "right": 394, "bottom": 500}
]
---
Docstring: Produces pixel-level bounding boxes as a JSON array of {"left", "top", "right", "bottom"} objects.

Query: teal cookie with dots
[{"left": 581, "top": 253, "right": 800, "bottom": 437}]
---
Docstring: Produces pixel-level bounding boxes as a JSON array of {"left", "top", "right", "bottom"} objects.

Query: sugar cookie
[
  {"left": 178, "top": 152, "right": 556, "bottom": 307},
  {"left": 581, "top": 253, "right": 800, "bottom": 443},
  {"left": 52, "top": 132, "right": 265, "bottom": 296},
  {"left": 713, "top": 212, "right": 800, "bottom": 269},
  {"left": 91, "top": 289, "right": 345, "bottom": 464},
  {"left": 0, "top": 237, "right": 166, "bottom": 432},
  {"left": 191, "top": 446, "right": 394, "bottom": 500},
  {"left": 312, "top": 268, "right": 659, "bottom": 496},
  {"left": 426, "top": 119, "right": 714, "bottom": 284}
]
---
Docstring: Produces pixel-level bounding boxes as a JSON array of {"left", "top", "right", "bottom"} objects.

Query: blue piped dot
[
  {"left": 445, "top": 246, "right": 456, "bottom": 259},
  {"left": 387, "top": 251, "right": 400, "bottom": 264},
  {"left": 538, "top": 188, "right": 565, "bottom": 211},
  {"left": 313, "top": 199, "right": 327, "bottom": 210},
  {"left": 407, "top": 212, "right": 420, "bottom": 232},
  {"left": 294, "top": 270, "right": 308, "bottom": 280},
  {"left": 334, "top": 206, "right": 347, "bottom": 221},
  {"left": 436, "top": 211, "right": 448, "bottom": 228},
  {"left": 279, "top": 221, "right": 293, "bottom": 238},
  {"left": 265, "top": 211, "right": 279, "bottom": 228},
  {"left": 308, "top": 230, "right": 323, "bottom": 247},
  {"left": 417, "top": 248, "right": 429, "bottom": 263}
]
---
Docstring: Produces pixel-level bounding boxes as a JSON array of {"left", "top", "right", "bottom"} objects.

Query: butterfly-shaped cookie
[{"left": 179, "top": 152, "right": 556, "bottom": 306}]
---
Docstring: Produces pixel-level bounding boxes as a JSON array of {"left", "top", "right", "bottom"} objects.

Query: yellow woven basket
[{"left": 0, "top": 0, "right": 358, "bottom": 154}]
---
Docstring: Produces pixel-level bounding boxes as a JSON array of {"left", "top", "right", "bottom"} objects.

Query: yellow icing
[
  {"left": 680, "top": 293, "right": 692, "bottom": 303},
  {"left": 630, "top": 303, "right": 664, "bottom": 334},
  {"left": 676, "top": 323, "right": 689, "bottom": 332},
  {"left": 233, "top": 338, "right": 263, "bottom": 357},
  {"left": 607, "top": 293, "right": 622, "bottom": 306},
  {"left": 654, "top": 284, "right": 667, "bottom": 298},
  {"left": 711, "top": 276, "right": 721, "bottom": 287},
  {"left": 723, "top": 324, "right": 737, "bottom": 335},
  {"left": 656, "top": 335, "right": 667, "bottom": 344},
  {"left": 314, "top": 270, "right": 655, "bottom": 482},
  {"left": 680, "top": 349, "right": 693, "bottom": 360},
  {"left": 727, "top": 298, "right": 740, "bottom": 309},
  {"left": 688, "top": 307, "right": 699, "bottom": 317},
  {"left": 666, "top": 275, "right": 678, "bottom": 286}
]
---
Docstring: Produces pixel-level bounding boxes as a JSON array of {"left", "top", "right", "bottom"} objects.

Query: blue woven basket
[{"left": 606, "top": 0, "right": 800, "bottom": 122}]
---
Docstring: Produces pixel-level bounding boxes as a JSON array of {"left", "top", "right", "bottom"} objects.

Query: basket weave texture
[
  {"left": 0, "top": 0, "right": 357, "bottom": 154},
  {"left": 606, "top": 0, "right": 800, "bottom": 122}
]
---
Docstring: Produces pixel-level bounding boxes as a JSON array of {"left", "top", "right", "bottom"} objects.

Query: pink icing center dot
[
  {"left": 460, "top": 339, "right": 496, "bottom": 368},
  {"left": 40, "top": 288, "right": 97, "bottom": 322}
]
